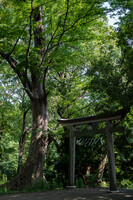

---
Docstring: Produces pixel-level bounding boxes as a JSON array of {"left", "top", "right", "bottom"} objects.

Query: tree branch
[
  {"left": 39, "top": 0, "right": 100, "bottom": 66},
  {"left": 39, "top": 14, "right": 63, "bottom": 67},
  {"left": 25, "top": 0, "right": 34, "bottom": 86},
  {"left": 44, "top": 2, "right": 104, "bottom": 54},
  {"left": 8, "top": 25, "right": 27, "bottom": 56},
  {"left": 54, "top": 0, "right": 70, "bottom": 49},
  {"left": 0, "top": 83, "right": 20, "bottom": 106},
  {"left": 61, "top": 0, "right": 98, "bottom": 33},
  {"left": 43, "top": 58, "right": 53, "bottom": 95},
  {"left": 0, "top": 51, "right": 33, "bottom": 99}
]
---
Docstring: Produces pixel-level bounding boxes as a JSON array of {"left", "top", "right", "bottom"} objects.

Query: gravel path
[{"left": 0, "top": 188, "right": 133, "bottom": 200}]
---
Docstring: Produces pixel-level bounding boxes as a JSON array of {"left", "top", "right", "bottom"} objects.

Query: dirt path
[{"left": 0, "top": 188, "right": 133, "bottom": 200}]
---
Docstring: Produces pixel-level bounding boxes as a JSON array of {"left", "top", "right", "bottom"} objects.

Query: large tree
[{"left": 0, "top": 0, "right": 107, "bottom": 189}]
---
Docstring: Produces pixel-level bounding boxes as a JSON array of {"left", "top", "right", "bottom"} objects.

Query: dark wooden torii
[{"left": 58, "top": 109, "right": 126, "bottom": 191}]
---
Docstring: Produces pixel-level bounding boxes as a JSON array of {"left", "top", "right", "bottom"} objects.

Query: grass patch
[
  {"left": 23, "top": 179, "right": 64, "bottom": 192},
  {"left": 0, "top": 179, "right": 64, "bottom": 195}
]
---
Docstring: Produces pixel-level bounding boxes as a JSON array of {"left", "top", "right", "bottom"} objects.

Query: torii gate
[{"left": 58, "top": 110, "right": 124, "bottom": 192}]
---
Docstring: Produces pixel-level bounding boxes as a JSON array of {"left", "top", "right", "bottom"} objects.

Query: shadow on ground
[{"left": 0, "top": 188, "right": 133, "bottom": 200}]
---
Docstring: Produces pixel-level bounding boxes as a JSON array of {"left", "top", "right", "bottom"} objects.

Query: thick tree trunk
[
  {"left": 8, "top": 96, "right": 49, "bottom": 190},
  {"left": 30, "top": 97, "right": 49, "bottom": 180}
]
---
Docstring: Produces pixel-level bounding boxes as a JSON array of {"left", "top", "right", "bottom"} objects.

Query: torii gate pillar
[
  {"left": 106, "top": 121, "right": 117, "bottom": 191},
  {"left": 66, "top": 125, "right": 76, "bottom": 189}
]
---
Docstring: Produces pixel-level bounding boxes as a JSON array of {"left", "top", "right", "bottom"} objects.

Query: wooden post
[
  {"left": 67, "top": 125, "right": 76, "bottom": 188},
  {"left": 106, "top": 121, "right": 117, "bottom": 191}
]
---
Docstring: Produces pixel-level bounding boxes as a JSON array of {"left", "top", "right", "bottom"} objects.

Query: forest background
[{"left": 0, "top": 0, "right": 133, "bottom": 192}]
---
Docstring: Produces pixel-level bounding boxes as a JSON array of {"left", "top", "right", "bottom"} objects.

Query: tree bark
[
  {"left": 0, "top": 123, "right": 4, "bottom": 158},
  {"left": 17, "top": 109, "right": 29, "bottom": 173},
  {"left": 30, "top": 97, "right": 49, "bottom": 181},
  {"left": 97, "top": 151, "right": 107, "bottom": 185},
  {"left": 0, "top": 124, "right": 4, "bottom": 141},
  {"left": 8, "top": 96, "right": 49, "bottom": 190}
]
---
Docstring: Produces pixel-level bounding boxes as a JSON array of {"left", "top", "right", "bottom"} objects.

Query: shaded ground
[{"left": 0, "top": 188, "right": 133, "bottom": 200}]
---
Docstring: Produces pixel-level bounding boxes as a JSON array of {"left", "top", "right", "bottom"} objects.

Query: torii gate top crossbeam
[{"left": 58, "top": 109, "right": 124, "bottom": 126}]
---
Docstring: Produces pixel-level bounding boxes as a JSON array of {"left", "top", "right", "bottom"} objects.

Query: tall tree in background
[
  {"left": 0, "top": 0, "right": 107, "bottom": 189},
  {"left": 0, "top": 63, "right": 32, "bottom": 183},
  {"left": 87, "top": 0, "right": 133, "bottom": 111}
]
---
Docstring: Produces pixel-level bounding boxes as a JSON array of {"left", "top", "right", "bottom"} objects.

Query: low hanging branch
[{"left": 0, "top": 51, "right": 33, "bottom": 99}]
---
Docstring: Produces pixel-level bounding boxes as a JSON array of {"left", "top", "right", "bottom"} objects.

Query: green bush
[
  {"left": 24, "top": 179, "right": 50, "bottom": 192},
  {"left": 76, "top": 178, "right": 85, "bottom": 188},
  {"left": 23, "top": 179, "right": 64, "bottom": 192},
  {"left": 120, "top": 179, "right": 133, "bottom": 189}
]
